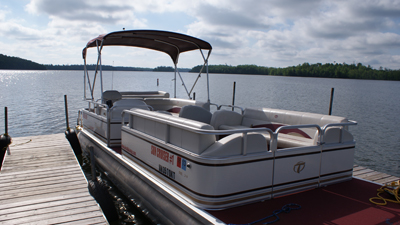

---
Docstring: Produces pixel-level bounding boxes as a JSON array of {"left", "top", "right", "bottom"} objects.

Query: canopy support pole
[
  {"left": 206, "top": 57, "right": 210, "bottom": 103},
  {"left": 176, "top": 68, "right": 191, "bottom": 99},
  {"left": 174, "top": 65, "right": 177, "bottom": 98},
  {"left": 99, "top": 41, "right": 104, "bottom": 100},
  {"left": 83, "top": 58, "right": 93, "bottom": 100},
  {"left": 83, "top": 58, "right": 87, "bottom": 100}
]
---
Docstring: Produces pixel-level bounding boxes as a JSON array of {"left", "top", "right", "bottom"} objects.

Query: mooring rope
[
  {"left": 369, "top": 180, "right": 400, "bottom": 206},
  {"left": 10, "top": 139, "right": 31, "bottom": 147}
]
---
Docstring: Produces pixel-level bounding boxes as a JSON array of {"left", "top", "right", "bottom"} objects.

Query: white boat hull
[{"left": 78, "top": 129, "right": 224, "bottom": 225}]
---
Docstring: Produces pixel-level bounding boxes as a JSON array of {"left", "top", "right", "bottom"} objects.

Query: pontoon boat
[{"left": 77, "top": 30, "right": 357, "bottom": 224}]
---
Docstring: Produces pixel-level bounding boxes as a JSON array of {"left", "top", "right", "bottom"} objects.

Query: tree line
[
  {"left": 0, "top": 54, "right": 187, "bottom": 72},
  {"left": 44, "top": 64, "right": 153, "bottom": 71},
  {"left": 0, "top": 54, "right": 46, "bottom": 70},
  {"left": 190, "top": 63, "right": 400, "bottom": 81},
  {"left": 1, "top": 53, "right": 399, "bottom": 81}
]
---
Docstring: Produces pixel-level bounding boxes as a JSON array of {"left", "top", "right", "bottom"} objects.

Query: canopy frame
[{"left": 82, "top": 30, "right": 212, "bottom": 102}]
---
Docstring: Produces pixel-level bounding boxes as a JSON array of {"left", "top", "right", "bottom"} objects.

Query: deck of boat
[
  {"left": 210, "top": 166, "right": 400, "bottom": 225},
  {"left": 0, "top": 133, "right": 107, "bottom": 225}
]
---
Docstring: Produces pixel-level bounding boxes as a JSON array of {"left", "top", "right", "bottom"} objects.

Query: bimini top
[{"left": 82, "top": 30, "right": 212, "bottom": 64}]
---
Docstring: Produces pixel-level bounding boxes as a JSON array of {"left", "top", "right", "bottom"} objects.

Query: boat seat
[
  {"left": 126, "top": 108, "right": 216, "bottom": 154},
  {"left": 144, "top": 98, "right": 210, "bottom": 112},
  {"left": 108, "top": 99, "right": 150, "bottom": 121},
  {"left": 102, "top": 90, "right": 122, "bottom": 104},
  {"left": 210, "top": 110, "right": 243, "bottom": 130},
  {"left": 179, "top": 105, "right": 212, "bottom": 124}
]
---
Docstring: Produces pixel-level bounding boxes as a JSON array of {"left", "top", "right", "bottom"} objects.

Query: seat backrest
[
  {"left": 113, "top": 99, "right": 147, "bottom": 107},
  {"left": 102, "top": 90, "right": 122, "bottom": 104},
  {"left": 210, "top": 110, "right": 243, "bottom": 129},
  {"left": 110, "top": 99, "right": 149, "bottom": 121},
  {"left": 129, "top": 108, "right": 215, "bottom": 154},
  {"left": 179, "top": 105, "right": 212, "bottom": 124}
]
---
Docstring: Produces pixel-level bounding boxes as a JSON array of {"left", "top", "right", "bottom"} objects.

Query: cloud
[
  {"left": 0, "top": 0, "right": 399, "bottom": 69},
  {"left": 0, "top": 21, "right": 42, "bottom": 41},
  {"left": 0, "top": 9, "right": 7, "bottom": 22},
  {"left": 189, "top": 0, "right": 400, "bottom": 68},
  {"left": 26, "top": 0, "right": 136, "bottom": 25},
  {"left": 351, "top": 0, "right": 400, "bottom": 18}
]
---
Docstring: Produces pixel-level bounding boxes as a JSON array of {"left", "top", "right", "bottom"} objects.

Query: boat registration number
[{"left": 159, "top": 165, "right": 175, "bottom": 180}]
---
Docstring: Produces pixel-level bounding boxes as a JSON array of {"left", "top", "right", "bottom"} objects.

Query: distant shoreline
[{"left": 1, "top": 53, "right": 399, "bottom": 81}]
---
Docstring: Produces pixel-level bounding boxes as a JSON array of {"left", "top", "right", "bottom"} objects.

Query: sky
[{"left": 0, "top": 0, "right": 400, "bottom": 69}]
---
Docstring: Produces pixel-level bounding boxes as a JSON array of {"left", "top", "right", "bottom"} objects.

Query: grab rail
[
  {"left": 275, "top": 124, "right": 322, "bottom": 145},
  {"left": 217, "top": 104, "right": 244, "bottom": 114},
  {"left": 321, "top": 120, "right": 358, "bottom": 130},
  {"left": 320, "top": 120, "right": 358, "bottom": 144},
  {"left": 84, "top": 99, "right": 108, "bottom": 111},
  {"left": 209, "top": 102, "right": 219, "bottom": 111}
]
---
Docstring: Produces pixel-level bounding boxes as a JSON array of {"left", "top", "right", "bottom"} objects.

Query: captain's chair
[{"left": 102, "top": 90, "right": 122, "bottom": 106}]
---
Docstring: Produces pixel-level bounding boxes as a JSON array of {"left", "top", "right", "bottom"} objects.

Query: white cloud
[
  {"left": 0, "top": 0, "right": 399, "bottom": 69},
  {"left": 0, "top": 9, "right": 7, "bottom": 21}
]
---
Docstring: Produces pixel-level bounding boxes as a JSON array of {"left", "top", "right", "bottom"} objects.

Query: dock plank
[
  {"left": 0, "top": 133, "right": 107, "bottom": 225},
  {"left": 373, "top": 176, "right": 399, "bottom": 184},
  {"left": 353, "top": 168, "right": 375, "bottom": 176},
  {"left": 353, "top": 165, "right": 399, "bottom": 185}
]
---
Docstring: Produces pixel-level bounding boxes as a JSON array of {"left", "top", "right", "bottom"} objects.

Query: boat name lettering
[
  {"left": 151, "top": 145, "right": 173, "bottom": 164},
  {"left": 159, "top": 165, "right": 175, "bottom": 180}
]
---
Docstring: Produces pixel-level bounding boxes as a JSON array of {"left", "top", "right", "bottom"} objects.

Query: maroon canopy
[{"left": 82, "top": 30, "right": 212, "bottom": 64}]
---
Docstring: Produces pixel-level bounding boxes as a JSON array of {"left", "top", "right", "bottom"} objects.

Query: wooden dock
[
  {"left": 353, "top": 164, "right": 399, "bottom": 185},
  {"left": 0, "top": 133, "right": 108, "bottom": 225}
]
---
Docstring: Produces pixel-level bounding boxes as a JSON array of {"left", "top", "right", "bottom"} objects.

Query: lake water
[{"left": 1, "top": 70, "right": 399, "bottom": 177}]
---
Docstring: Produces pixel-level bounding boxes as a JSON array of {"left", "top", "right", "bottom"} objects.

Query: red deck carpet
[{"left": 208, "top": 178, "right": 400, "bottom": 225}]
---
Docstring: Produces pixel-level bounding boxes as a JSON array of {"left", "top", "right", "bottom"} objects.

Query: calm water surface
[
  {"left": 1, "top": 70, "right": 399, "bottom": 223},
  {"left": 1, "top": 70, "right": 399, "bottom": 177},
  {"left": 1, "top": 70, "right": 399, "bottom": 207}
]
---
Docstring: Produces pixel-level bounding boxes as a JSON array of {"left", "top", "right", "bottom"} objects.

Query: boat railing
[
  {"left": 217, "top": 104, "right": 245, "bottom": 114},
  {"left": 208, "top": 102, "right": 219, "bottom": 111},
  {"left": 122, "top": 109, "right": 357, "bottom": 152},
  {"left": 84, "top": 99, "right": 108, "bottom": 111},
  {"left": 275, "top": 124, "right": 322, "bottom": 145},
  {"left": 320, "top": 120, "right": 358, "bottom": 144},
  {"left": 122, "top": 109, "right": 274, "bottom": 154}
]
